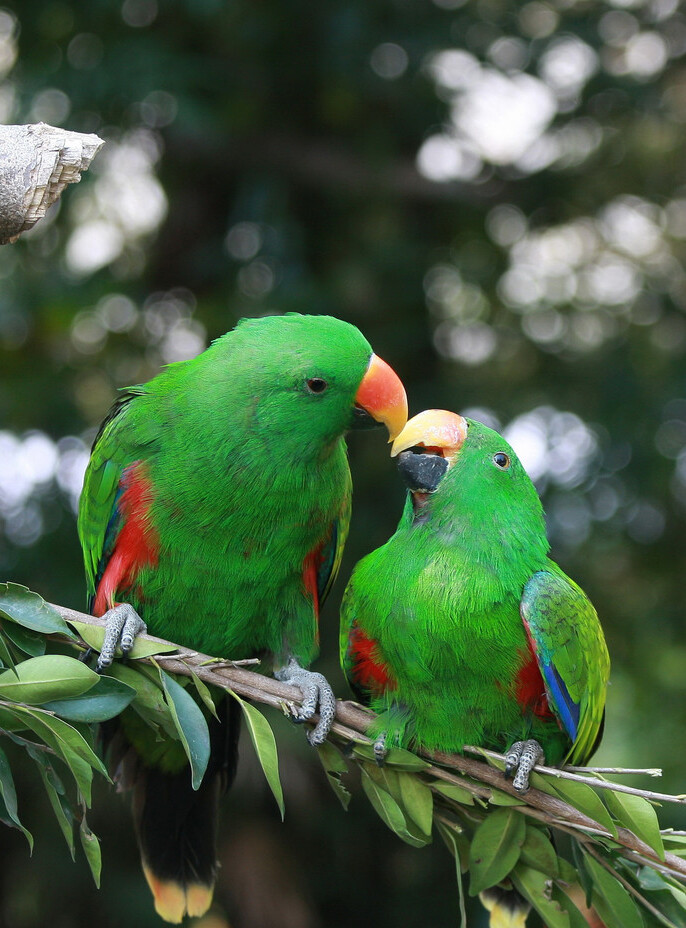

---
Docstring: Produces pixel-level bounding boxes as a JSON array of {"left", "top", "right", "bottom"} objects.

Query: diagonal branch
[{"left": 50, "top": 602, "right": 686, "bottom": 883}]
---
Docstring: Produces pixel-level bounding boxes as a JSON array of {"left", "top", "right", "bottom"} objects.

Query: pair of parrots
[{"left": 77, "top": 313, "right": 609, "bottom": 923}]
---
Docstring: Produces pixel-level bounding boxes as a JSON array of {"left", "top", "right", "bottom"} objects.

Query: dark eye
[
  {"left": 493, "top": 452, "right": 510, "bottom": 469},
  {"left": 306, "top": 378, "right": 328, "bottom": 394}
]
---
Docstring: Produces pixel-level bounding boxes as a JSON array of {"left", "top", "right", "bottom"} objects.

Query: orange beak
[
  {"left": 391, "top": 409, "right": 468, "bottom": 463},
  {"left": 354, "top": 353, "right": 408, "bottom": 442}
]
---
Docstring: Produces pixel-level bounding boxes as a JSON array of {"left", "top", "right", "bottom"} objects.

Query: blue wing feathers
[{"left": 541, "top": 662, "right": 579, "bottom": 741}]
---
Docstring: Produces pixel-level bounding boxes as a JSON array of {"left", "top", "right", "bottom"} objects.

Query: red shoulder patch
[
  {"left": 348, "top": 625, "right": 396, "bottom": 695},
  {"left": 515, "top": 646, "right": 554, "bottom": 720},
  {"left": 302, "top": 546, "right": 322, "bottom": 645},
  {"left": 93, "top": 462, "right": 159, "bottom": 616},
  {"left": 302, "top": 547, "right": 321, "bottom": 616}
]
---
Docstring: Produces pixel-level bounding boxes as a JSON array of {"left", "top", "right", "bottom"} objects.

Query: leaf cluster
[
  {"left": 3, "top": 583, "right": 686, "bottom": 928},
  {"left": 0, "top": 583, "right": 284, "bottom": 886},
  {"left": 315, "top": 736, "right": 686, "bottom": 928}
]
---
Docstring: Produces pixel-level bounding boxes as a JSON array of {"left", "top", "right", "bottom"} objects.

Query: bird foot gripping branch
[
  {"left": 274, "top": 657, "right": 337, "bottom": 745},
  {"left": 504, "top": 739, "right": 545, "bottom": 792},
  {"left": 95, "top": 602, "right": 147, "bottom": 670}
]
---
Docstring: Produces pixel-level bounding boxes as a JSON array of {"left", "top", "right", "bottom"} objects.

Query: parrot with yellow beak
[{"left": 341, "top": 409, "right": 609, "bottom": 927}]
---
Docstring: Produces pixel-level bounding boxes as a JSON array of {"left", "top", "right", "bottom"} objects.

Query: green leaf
[
  {"left": 529, "top": 770, "right": 565, "bottom": 797},
  {"left": 228, "top": 690, "right": 284, "bottom": 819},
  {"left": 0, "top": 745, "right": 33, "bottom": 850},
  {"left": 431, "top": 781, "right": 476, "bottom": 805},
  {"left": 32, "top": 754, "right": 74, "bottom": 856},
  {"left": 551, "top": 886, "right": 595, "bottom": 928},
  {"left": 468, "top": 807, "right": 526, "bottom": 896},
  {"left": 397, "top": 772, "right": 433, "bottom": 836},
  {"left": 106, "top": 664, "right": 178, "bottom": 739},
  {"left": 42, "top": 675, "right": 137, "bottom": 722},
  {"left": 80, "top": 816, "right": 102, "bottom": 888},
  {"left": 520, "top": 824, "right": 559, "bottom": 876},
  {"left": 157, "top": 669, "right": 210, "bottom": 791},
  {"left": 351, "top": 740, "right": 432, "bottom": 771},
  {"left": 603, "top": 789, "right": 665, "bottom": 860},
  {"left": 667, "top": 884, "right": 686, "bottom": 912},
  {"left": 511, "top": 864, "right": 570, "bottom": 928},
  {"left": 0, "top": 583, "right": 74, "bottom": 637},
  {"left": 0, "top": 631, "right": 16, "bottom": 669},
  {"left": 572, "top": 840, "right": 594, "bottom": 908},
  {"left": 1, "top": 621, "right": 45, "bottom": 657},
  {"left": 359, "top": 766, "right": 429, "bottom": 848},
  {"left": 351, "top": 742, "right": 431, "bottom": 770},
  {"left": 548, "top": 778, "right": 617, "bottom": 836},
  {"left": 469, "top": 746, "right": 507, "bottom": 772},
  {"left": 316, "top": 741, "right": 352, "bottom": 811},
  {"left": 584, "top": 853, "right": 644, "bottom": 928},
  {"left": 188, "top": 669, "right": 219, "bottom": 720},
  {"left": 129, "top": 639, "right": 178, "bottom": 660},
  {"left": 0, "top": 655, "right": 99, "bottom": 705},
  {"left": 488, "top": 788, "right": 526, "bottom": 806},
  {"left": 436, "top": 821, "right": 468, "bottom": 928},
  {"left": 68, "top": 620, "right": 177, "bottom": 660},
  {"left": 7, "top": 705, "right": 108, "bottom": 800},
  {"left": 382, "top": 746, "right": 431, "bottom": 771}
]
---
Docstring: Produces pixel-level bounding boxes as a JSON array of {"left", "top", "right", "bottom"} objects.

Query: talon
[
  {"left": 373, "top": 733, "right": 388, "bottom": 767},
  {"left": 274, "top": 658, "right": 336, "bottom": 745},
  {"left": 96, "top": 603, "right": 147, "bottom": 672},
  {"left": 503, "top": 739, "right": 545, "bottom": 792}
]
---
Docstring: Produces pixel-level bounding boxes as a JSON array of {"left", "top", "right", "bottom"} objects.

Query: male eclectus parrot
[
  {"left": 78, "top": 313, "right": 407, "bottom": 923},
  {"left": 341, "top": 409, "right": 610, "bottom": 924}
]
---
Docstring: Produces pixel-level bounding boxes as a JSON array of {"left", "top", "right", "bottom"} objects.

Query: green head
[
  {"left": 391, "top": 409, "right": 549, "bottom": 563},
  {"left": 157, "top": 313, "right": 407, "bottom": 462}
]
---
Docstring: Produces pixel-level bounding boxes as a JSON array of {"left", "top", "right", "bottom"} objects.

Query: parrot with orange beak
[
  {"left": 341, "top": 407, "right": 609, "bottom": 787},
  {"left": 341, "top": 409, "right": 609, "bottom": 926},
  {"left": 78, "top": 313, "right": 407, "bottom": 922}
]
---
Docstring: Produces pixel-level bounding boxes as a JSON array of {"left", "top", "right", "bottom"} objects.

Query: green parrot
[
  {"left": 341, "top": 409, "right": 610, "bottom": 926},
  {"left": 78, "top": 313, "right": 407, "bottom": 923}
]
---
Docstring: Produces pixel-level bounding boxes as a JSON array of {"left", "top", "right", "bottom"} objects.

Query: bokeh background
[{"left": 1, "top": 0, "right": 686, "bottom": 925}]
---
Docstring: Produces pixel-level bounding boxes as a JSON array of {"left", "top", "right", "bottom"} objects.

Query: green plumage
[
  {"left": 78, "top": 313, "right": 381, "bottom": 921},
  {"left": 79, "top": 313, "right": 371, "bottom": 665},
  {"left": 341, "top": 417, "right": 610, "bottom": 767}
]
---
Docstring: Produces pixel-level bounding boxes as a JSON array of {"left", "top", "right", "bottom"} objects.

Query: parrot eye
[
  {"left": 493, "top": 452, "right": 510, "bottom": 469},
  {"left": 306, "top": 378, "right": 328, "bottom": 394}
]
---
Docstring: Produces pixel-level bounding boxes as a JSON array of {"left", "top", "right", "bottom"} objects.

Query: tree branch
[
  {"left": 50, "top": 602, "right": 686, "bottom": 884},
  {"left": 0, "top": 123, "right": 104, "bottom": 244}
]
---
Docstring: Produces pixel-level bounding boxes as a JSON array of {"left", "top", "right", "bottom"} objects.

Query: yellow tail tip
[
  {"left": 480, "top": 889, "right": 529, "bottom": 928},
  {"left": 143, "top": 865, "right": 214, "bottom": 923},
  {"left": 186, "top": 884, "right": 215, "bottom": 919}
]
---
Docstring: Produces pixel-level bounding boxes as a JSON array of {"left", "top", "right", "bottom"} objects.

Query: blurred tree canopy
[{"left": 1, "top": 0, "right": 686, "bottom": 926}]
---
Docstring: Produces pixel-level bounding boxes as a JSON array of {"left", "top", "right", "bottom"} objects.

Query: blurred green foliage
[{"left": 1, "top": 0, "right": 686, "bottom": 925}]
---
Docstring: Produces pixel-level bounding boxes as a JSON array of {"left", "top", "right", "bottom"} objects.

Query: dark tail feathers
[{"left": 125, "top": 695, "right": 241, "bottom": 923}]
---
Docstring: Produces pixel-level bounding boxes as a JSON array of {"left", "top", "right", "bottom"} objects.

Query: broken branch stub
[{"left": 0, "top": 122, "right": 104, "bottom": 244}]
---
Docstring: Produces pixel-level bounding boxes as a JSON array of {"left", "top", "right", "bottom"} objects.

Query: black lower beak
[
  {"left": 350, "top": 405, "right": 383, "bottom": 431},
  {"left": 397, "top": 450, "right": 448, "bottom": 493}
]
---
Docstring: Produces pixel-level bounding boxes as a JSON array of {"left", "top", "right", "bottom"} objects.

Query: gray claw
[
  {"left": 504, "top": 739, "right": 545, "bottom": 792},
  {"left": 96, "top": 603, "right": 147, "bottom": 671},
  {"left": 373, "top": 733, "right": 388, "bottom": 767},
  {"left": 274, "top": 658, "right": 336, "bottom": 745}
]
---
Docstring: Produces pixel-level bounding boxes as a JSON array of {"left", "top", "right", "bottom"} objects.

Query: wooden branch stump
[{"left": 0, "top": 122, "right": 104, "bottom": 244}]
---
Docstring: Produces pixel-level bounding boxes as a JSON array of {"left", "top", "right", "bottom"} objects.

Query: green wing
[
  {"left": 77, "top": 387, "right": 152, "bottom": 606},
  {"left": 317, "top": 490, "right": 351, "bottom": 609},
  {"left": 521, "top": 569, "right": 610, "bottom": 765}
]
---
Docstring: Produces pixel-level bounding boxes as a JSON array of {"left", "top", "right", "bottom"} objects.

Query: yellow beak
[
  {"left": 391, "top": 409, "right": 468, "bottom": 461},
  {"left": 355, "top": 353, "right": 408, "bottom": 442}
]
